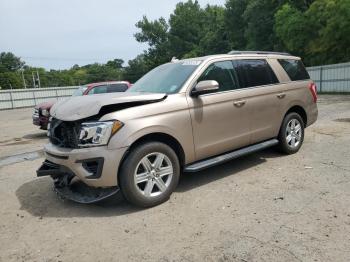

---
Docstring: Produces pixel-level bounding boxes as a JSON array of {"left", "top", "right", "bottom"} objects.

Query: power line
[{"left": 21, "top": 56, "right": 125, "bottom": 61}]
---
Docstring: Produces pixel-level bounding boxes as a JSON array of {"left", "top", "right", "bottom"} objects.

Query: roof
[
  {"left": 176, "top": 51, "right": 300, "bottom": 64},
  {"left": 85, "top": 81, "right": 130, "bottom": 88}
]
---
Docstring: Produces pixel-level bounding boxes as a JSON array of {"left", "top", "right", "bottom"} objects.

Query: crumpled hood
[{"left": 50, "top": 92, "right": 166, "bottom": 121}]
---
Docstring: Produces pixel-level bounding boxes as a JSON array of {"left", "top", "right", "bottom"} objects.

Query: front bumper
[
  {"left": 37, "top": 160, "right": 120, "bottom": 203},
  {"left": 40, "top": 143, "right": 128, "bottom": 187},
  {"left": 32, "top": 115, "right": 49, "bottom": 129}
]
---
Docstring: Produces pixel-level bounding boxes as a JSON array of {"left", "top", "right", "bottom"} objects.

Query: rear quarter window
[{"left": 278, "top": 59, "right": 310, "bottom": 81}]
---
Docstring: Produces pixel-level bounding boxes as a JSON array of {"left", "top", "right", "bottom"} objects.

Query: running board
[{"left": 184, "top": 139, "right": 279, "bottom": 172}]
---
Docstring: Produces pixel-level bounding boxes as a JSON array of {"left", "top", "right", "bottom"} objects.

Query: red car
[{"left": 33, "top": 81, "right": 131, "bottom": 130}]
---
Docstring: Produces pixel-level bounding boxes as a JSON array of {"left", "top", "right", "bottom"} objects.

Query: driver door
[{"left": 187, "top": 60, "right": 251, "bottom": 161}]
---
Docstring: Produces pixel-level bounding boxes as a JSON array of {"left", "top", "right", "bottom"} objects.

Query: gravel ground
[{"left": 0, "top": 95, "right": 349, "bottom": 262}]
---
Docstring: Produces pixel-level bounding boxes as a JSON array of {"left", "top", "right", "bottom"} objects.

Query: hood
[
  {"left": 35, "top": 100, "right": 56, "bottom": 110},
  {"left": 50, "top": 92, "right": 166, "bottom": 121}
]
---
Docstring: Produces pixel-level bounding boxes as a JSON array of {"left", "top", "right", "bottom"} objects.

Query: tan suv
[{"left": 37, "top": 51, "right": 318, "bottom": 207}]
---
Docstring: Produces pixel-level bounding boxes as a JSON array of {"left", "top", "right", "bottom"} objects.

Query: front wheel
[
  {"left": 278, "top": 112, "right": 305, "bottom": 154},
  {"left": 119, "top": 142, "right": 180, "bottom": 207}
]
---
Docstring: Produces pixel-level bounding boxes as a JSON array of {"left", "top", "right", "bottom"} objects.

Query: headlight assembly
[
  {"left": 41, "top": 109, "right": 50, "bottom": 117},
  {"left": 78, "top": 121, "right": 123, "bottom": 147}
]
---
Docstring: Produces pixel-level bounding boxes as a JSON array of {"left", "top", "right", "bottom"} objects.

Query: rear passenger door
[{"left": 232, "top": 59, "right": 283, "bottom": 144}]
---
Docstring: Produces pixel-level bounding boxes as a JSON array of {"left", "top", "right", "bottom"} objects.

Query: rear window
[
  {"left": 233, "top": 59, "right": 279, "bottom": 88},
  {"left": 107, "top": 84, "right": 128, "bottom": 92},
  {"left": 278, "top": 59, "right": 310, "bottom": 81},
  {"left": 88, "top": 84, "right": 128, "bottom": 95}
]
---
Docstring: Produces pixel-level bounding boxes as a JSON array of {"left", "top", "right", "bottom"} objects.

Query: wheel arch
[
  {"left": 117, "top": 132, "right": 186, "bottom": 184},
  {"left": 284, "top": 105, "right": 307, "bottom": 127}
]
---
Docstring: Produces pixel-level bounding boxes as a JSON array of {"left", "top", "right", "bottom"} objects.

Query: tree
[
  {"left": 225, "top": 0, "right": 248, "bottom": 50},
  {"left": 196, "top": 5, "right": 230, "bottom": 55},
  {"left": 168, "top": 0, "right": 204, "bottom": 57},
  {"left": 0, "top": 72, "right": 22, "bottom": 89},
  {"left": 275, "top": 0, "right": 350, "bottom": 65},
  {"left": 123, "top": 54, "right": 149, "bottom": 83},
  {"left": 274, "top": 4, "right": 311, "bottom": 57},
  {"left": 0, "top": 52, "right": 25, "bottom": 72},
  {"left": 106, "top": 58, "right": 124, "bottom": 69},
  {"left": 134, "top": 16, "right": 170, "bottom": 68}
]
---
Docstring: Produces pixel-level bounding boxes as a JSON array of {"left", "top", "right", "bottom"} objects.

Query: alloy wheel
[
  {"left": 285, "top": 118, "right": 302, "bottom": 148},
  {"left": 134, "top": 152, "right": 174, "bottom": 198}
]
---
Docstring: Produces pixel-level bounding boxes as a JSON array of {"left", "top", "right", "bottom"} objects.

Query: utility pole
[
  {"left": 36, "top": 70, "right": 41, "bottom": 88},
  {"left": 21, "top": 70, "right": 27, "bottom": 89},
  {"left": 32, "top": 72, "right": 36, "bottom": 88}
]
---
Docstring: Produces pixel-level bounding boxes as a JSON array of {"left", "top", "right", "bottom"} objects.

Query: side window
[
  {"left": 107, "top": 84, "right": 128, "bottom": 93},
  {"left": 233, "top": 59, "right": 279, "bottom": 88},
  {"left": 278, "top": 59, "right": 310, "bottom": 81},
  {"left": 88, "top": 85, "right": 108, "bottom": 95},
  {"left": 197, "top": 61, "right": 239, "bottom": 92}
]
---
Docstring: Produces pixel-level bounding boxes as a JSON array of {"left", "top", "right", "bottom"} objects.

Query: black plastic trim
[
  {"left": 184, "top": 139, "right": 279, "bottom": 172},
  {"left": 76, "top": 157, "right": 104, "bottom": 179}
]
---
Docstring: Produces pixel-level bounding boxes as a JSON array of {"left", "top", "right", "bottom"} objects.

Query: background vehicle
[
  {"left": 37, "top": 52, "right": 318, "bottom": 207},
  {"left": 32, "top": 81, "right": 131, "bottom": 129}
]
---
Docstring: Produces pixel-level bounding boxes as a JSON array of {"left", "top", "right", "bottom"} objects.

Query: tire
[
  {"left": 119, "top": 142, "right": 180, "bottom": 207},
  {"left": 278, "top": 112, "right": 305, "bottom": 154}
]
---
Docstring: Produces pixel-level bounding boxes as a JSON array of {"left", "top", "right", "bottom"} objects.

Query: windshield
[
  {"left": 72, "top": 86, "right": 87, "bottom": 96},
  {"left": 127, "top": 61, "right": 202, "bottom": 94}
]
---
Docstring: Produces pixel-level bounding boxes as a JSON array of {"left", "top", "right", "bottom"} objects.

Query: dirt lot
[{"left": 0, "top": 95, "right": 349, "bottom": 262}]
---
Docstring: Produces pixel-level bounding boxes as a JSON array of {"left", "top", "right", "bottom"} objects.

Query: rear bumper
[
  {"left": 40, "top": 143, "right": 128, "bottom": 187},
  {"left": 306, "top": 103, "right": 318, "bottom": 127}
]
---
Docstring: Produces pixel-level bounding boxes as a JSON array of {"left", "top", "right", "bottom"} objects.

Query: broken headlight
[{"left": 78, "top": 121, "right": 123, "bottom": 147}]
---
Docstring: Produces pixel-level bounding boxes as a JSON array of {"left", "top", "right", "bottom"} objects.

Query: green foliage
[
  {"left": 0, "top": 52, "right": 25, "bottom": 73},
  {"left": 123, "top": 54, "right": 149, "bottom": 83},
  {"left": 275, "top": 0, "right": 350, "bottom": 65},
  {"left": 0, "top": 72, "right": 22, "bottom": 89},
  {"left": 275, "top": 4, "right": 311, "bottom": 56},
  {"left": 225, "top": 0, "right": 248, "bottom": 50},
  {"left": 1, "top": 0, "right": 349, "bottom": 89},
  {"left": 0, "top": 52, "right": 126, "bottom": 89}
]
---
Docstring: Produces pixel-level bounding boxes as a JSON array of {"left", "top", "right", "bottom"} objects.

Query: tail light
[{"left": 308, "top": 82, "right": 317, "bottom": 103}]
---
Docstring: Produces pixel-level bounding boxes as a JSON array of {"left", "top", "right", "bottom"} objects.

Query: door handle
[
  {"left": 233, "top": 100, "right": 246, "bottom": 107},
  {"left": 277, "top": 93, "right": 286, "bottom": 99}
]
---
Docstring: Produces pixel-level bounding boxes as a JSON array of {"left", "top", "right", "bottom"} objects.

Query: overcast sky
[{"left": 0, "top": 0, "right": 225, "bottom": 70}]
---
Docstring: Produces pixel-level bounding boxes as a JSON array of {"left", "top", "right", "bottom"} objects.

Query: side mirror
[{"left": 191, "top": 80, "right": 219, "bottom": 96}]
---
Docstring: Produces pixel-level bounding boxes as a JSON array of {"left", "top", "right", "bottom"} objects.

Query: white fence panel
[
  {"left": 1, "top": 62, "right": 350, "bottom": 111},
  {"left": 0, "top": 86, "right": 78, "bottom": 110},
  {"left": 307, "top": 62, "right": 350, "bottom": 93}
]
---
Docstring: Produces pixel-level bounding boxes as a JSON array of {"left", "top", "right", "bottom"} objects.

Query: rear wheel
[
  {"left": 119, "top": 142, "right": 180, "bottom": 207},
  {"left": 278, "top": 112, "right": 305, "bottom": 154}
]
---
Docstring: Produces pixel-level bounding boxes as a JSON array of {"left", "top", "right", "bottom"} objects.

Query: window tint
[
  {"left": 233, "top": 59, "right": 279, "bottom": 88},
  {"left": 197, "top": 61, "right": 239, "bottom": 92},
  {"left": 278, "top": 59, "right": 310, "bottom": 81},
  {"left": 88, "top": 85, "right": 108, "bottom": 95},
  {"left": 107, "top": 84, "right": 128, "bottom": 93}
]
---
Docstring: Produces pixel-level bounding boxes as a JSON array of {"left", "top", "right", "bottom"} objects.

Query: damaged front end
[
  {"left": 37, "top": 160, "right": 119, "bottom": 204},
  {"left": 36, "top": 92, "right": 168, "bottom": 203}
]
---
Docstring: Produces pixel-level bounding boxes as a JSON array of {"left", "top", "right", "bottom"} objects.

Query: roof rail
[{"left": 228, "top": 50, "right": 292, "bottom": 56}]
